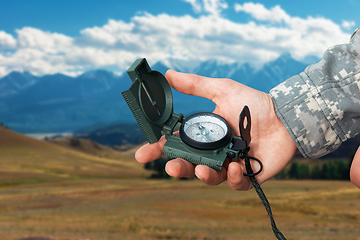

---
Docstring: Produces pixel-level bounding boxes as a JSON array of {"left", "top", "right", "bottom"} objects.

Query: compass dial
[{"left": 180, "top": 112, "right": 232, "bottom": 150}]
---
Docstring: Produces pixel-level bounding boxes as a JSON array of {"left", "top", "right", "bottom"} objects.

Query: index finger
[{"left": 165, "top": 69, "right": 222, "bottom": 102}]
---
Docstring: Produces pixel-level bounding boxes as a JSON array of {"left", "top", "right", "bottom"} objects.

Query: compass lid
[{"left": 122, "top": 58, "right": 174, "bottom": 143}]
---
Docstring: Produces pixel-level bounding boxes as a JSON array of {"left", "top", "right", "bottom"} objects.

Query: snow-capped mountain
[
  {"left": 155, "top": 53, "right": 309, "bottom": 92},
  {"left": 0, "top": 54, "right": 314, "bottom": 133},
  {"left": 0, "top": 71, "right": 40, "bottom": 98}
]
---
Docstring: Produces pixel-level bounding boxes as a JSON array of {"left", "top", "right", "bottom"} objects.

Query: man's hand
[{"left": 135, "top": 70, "right": 298, "bottom": 190}]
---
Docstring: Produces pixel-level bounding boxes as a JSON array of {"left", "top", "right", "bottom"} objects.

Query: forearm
[{"left": 270, "top": 28, "right": 360, "bottom": 159}]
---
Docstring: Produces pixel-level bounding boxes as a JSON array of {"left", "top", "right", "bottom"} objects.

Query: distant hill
[
  {"left": 69, "top": 119, "right": 358, "bottom": 162},
  {"left": 0, "top": 126, "right": 149, "bottom": 185},
  {"left": 49, "top": 136, "right": 143, "bottom": 158},
  {"left": 0, "top": 54, "right": 313, "bottom": 133},
  {"left": 0, "top": 69, "right": 133, "bottom": 133},
  {"left": 74, "top": 122, "right": 146, "bottom": 147}
]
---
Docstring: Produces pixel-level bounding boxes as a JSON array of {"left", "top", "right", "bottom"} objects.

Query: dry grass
[
  {"left": 0, "top": 127, "right": 150, "bottom": 186},
  {"left": 0, "top": 179, "right": 359, "bottom": 240},
  {"left": 0, "top": 127, "right": 360, "bottom": 240}
]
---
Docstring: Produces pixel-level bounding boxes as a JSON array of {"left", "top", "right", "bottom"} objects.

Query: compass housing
[
  {"left": 122, "top": 58, "right": 175, "bottom": 143},
  {"left": 180, "top": 112, "right": 233, "bottom": 150}
]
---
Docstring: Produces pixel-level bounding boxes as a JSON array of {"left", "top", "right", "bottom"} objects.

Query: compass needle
[{"left": 141, "top": 82, "right": 161, "bottom": 116}]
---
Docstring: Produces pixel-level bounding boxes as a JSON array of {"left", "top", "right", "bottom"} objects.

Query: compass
[
  {"left": 180, "top": 112, "right": 232, "bottom": 150},
  {"left": 122, "top": 58, "right": 249, "bottom": 171}
]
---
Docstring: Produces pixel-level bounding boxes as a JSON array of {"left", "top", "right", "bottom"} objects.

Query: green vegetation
[
  {"left": 144, "top": 157, "right": 171, "bottom": 179},
  {"left": 277, "top": 160, "right": 351, "bottom": 180}
]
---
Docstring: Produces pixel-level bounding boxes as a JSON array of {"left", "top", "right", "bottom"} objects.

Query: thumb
[
  {"left": 165, "top": 69, "right": 222, "bottom": 101},
  {"left": 350, "top": 146, "right": 360, "bottom": 189}
]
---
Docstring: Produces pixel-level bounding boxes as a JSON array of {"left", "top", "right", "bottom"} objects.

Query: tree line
[
  {"left": 144, "top": 157, "right": 171, "bottom": 179},
  {"left": 145, "top": 158, "right": 352, "bottom": 181},
  {"left": 276, "top": 160, "right": 351, "bottom": 180}
]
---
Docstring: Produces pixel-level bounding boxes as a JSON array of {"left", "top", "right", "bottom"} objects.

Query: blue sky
[{"left": 0, "top": 0, "right": 358, "bottom": 77}]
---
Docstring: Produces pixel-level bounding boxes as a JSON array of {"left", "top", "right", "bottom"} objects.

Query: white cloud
[
  {"left": 203, "top": 0, "right": 228, "bottom": 16},
  {"left": 342, "top": 20, "right": 356, "bottom": 30},
  {"left": 0, "top": 31, "right": 17, "bottom": 49},
  {"left": 0, "top": 1, "right": 356, "bottom": 77},
  {"left": 234, "top": 2, "right": 290, "bottom": 23},
  {"left": 233, "top": 2, "right": 351, "bottom": 60},
  {"left": 183, "top": 0, "right": 228, "bottom": 16},
  {"left": 17, "top": 27, "right": 73, "bottom": 53},
  {"left": 183, "top": 0, "right": 202, "bottom": 13}
]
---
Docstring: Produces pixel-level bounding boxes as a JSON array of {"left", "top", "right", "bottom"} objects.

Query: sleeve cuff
[{"left": 269, "top": 72, "right": 343, "bottom": 159}]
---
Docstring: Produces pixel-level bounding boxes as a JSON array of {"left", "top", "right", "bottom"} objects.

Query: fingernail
[
  {"left": 229, "top": 166, "right": 236, "bottom": 178},
  {"left": 195, "top": 173, "right": 204, "bottom": 181}
]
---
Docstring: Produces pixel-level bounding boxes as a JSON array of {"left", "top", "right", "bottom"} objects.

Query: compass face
[{"left": 180, "top": 112, "right": 232, "bottom": 150}]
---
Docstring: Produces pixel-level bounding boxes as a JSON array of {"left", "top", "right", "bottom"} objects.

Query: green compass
[{"left": 122, "top": 58, "right": 249, "bottom": 171}]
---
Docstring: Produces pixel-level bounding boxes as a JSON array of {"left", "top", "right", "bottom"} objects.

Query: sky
[{"left": 0, "top": 0, "right": 358, "bottom": 77}]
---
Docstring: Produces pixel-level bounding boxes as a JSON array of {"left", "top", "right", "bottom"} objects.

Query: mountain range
[{"left": 0, "top": 53, "right": 311, "bottom": 133}]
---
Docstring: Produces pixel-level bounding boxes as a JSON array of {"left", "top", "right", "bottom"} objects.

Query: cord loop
[{"left": 242, "top": 156, "right": 263, "bottom": 177}]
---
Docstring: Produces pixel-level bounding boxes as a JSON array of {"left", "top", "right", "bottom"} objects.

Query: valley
[{"left": 0, "top": 126, "right": 359, "bottom": 240}]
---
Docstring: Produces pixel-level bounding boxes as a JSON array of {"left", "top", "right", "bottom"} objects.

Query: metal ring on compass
[
  {"left": 179, "top": 112, "right": 232, "bottom": 150},
  {"left": 243, "top": 156, "right": 263, "bottom": 177}
]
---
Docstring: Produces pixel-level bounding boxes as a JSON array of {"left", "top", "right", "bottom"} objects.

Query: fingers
[
  {"left": 165, "top": 159, "right": 228, "bottom": 185},
  {"left": 165, "top": 159, "right": 227, "bottom": 185},
  {"left": 195, "top": 165, "right": 227, "bottom": 186},
  {"left": 135, "top": 136, "right": 166, "bottom": 163},
  {"left": 165, "top": 158, "right": 195, "bottom": 178},
  {"left": 134, "top": 131, "right": 228, "bottom": 185},
  {"left": 165, "top": 69, "right": 221, "bottom": 101},
  {"left": 350, "top": 146, "right": 360, "bottom": 189},
  {"left": 227, "top": 161, "right": 252, "bottom": 191},
  {"left": 136, "top": 136, "right": 253, "bottom": 190}
]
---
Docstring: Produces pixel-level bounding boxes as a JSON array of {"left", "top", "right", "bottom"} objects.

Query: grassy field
[{"left": 0, "top": 127, "right": 360, "bottom": 240}]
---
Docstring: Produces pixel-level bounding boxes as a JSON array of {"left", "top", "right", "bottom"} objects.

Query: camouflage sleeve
[{"left": 269, "top": 27, "right": 360, "bottom": 159}]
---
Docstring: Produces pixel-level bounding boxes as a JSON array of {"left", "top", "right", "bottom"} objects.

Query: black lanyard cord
[
  {"left": 243, "top": 155, "right": 287, "bottom": 240},
  {"left": 230, "top": 105, "right": 286, "bottom": 239}
]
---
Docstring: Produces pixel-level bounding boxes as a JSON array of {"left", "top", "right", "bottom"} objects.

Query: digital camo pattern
[{"left": 270, "top": 27, "right": 360, "bottom": 159}]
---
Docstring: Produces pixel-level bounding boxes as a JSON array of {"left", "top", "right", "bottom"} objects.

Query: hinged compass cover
[{"left": 122, "top": 58, "right": 174, "bottom": 143}]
